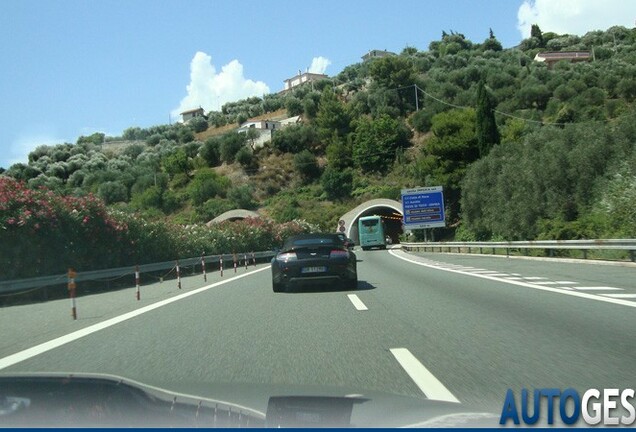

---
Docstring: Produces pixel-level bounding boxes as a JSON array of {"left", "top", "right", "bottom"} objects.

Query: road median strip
[{"left": 0, "top": 267, "right": 269, "bottom": 371}]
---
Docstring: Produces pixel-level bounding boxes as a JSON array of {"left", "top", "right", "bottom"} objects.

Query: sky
[{"left": 1, "top": 0, "right": 635, "bottom": 169}]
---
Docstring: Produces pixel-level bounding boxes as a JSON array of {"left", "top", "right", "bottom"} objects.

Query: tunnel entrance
[
  {"left": 347, "top": 207, "right": 403, "bottom": 246},
  {"left": 336, "top": 199, "right": 404, "bottom": 246}
]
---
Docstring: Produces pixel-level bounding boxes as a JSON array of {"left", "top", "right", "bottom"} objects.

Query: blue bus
[{"left": 358, "top": 215, "right": 386, "bottom": 250}]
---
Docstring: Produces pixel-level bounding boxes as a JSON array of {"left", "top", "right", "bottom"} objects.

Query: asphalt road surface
[{"left": 1, "top": 247, "right": 634, "bottom": 421}]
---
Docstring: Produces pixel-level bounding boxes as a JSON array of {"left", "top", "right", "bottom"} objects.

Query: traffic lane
[
  {"left": 0, "top": 264, "right": 263, "bottom": 359},
  {"left": 355, "top": 249, "right": 636, "bottom": 412},
  {"left": 408, "top": 251, "right": 636, "bottom": 292},
  {"left": 3, "top": 263, "right": 429, "bottom": 402}
]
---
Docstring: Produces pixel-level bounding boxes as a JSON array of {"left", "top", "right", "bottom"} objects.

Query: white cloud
[
  {"left": 518, "top": 0, "right": 636, "bottom": 39},
  {"left": 172, "top": 52, "right": 270, "bottom": 119},
  {"left": 308, "top": 56, "right": 331, "bottom": 75}
]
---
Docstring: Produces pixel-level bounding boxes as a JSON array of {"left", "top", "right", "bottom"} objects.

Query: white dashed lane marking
[
  {"left": 347, "top": 294, "right": 368, "bottom": 311},
  {"left": 390, "top": 348, "right": 460, "bottom": 403}
]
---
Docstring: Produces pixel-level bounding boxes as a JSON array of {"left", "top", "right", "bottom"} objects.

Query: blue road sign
[{"left": 401, "top": 186, "right": 445, "bottom": 229}]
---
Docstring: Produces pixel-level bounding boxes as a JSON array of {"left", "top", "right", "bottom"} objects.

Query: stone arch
[
  {"left": 336, "top": 199, "right": 403, "bottom": 245},
  {"left": 206, "top": 209, "right": 260, "bottom": 226}
]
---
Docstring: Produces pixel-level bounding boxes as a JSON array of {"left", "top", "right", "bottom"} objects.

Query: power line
[{"left": 398, "top": 83, "right": 622, "bottom": 127}]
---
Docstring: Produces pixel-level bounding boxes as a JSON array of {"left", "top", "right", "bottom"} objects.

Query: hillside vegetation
[{"left": 2, "top": 25, "right": 636, "bottom": 277}]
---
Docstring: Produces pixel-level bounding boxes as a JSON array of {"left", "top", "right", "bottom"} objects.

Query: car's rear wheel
[
  {"left": 345, "top": 276, "right": 358, "bottom": 290},
  {"left": 273, "top": 280, "right": 285, "bottom": 293}
]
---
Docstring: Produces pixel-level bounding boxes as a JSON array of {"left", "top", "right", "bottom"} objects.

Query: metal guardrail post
[
  {"left": 1, "top": 250, "right": 276, "bottom": 299},
  {"left": 135, "top": 266, "right": 140, "bottom": 301},
  {"left": 201, "top": 253, "right": 207, "bottom": 282},
  {"left": 68, "top": 268, "right": 77, "bottom": 320},
  {"left": 176, "top": 260, "right": 181, "bottom": 289}
]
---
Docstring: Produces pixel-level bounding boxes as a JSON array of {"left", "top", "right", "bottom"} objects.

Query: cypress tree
[{"left": 476, "top": 80, "right": 500, "bottom": 157}]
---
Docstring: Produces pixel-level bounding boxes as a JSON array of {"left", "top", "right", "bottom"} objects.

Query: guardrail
[
  {"left": 401, "top": 239, "right": 636, "bottom": 262},
  {"left": 0, "top": 251, "right": 276, "bottom": 295}
]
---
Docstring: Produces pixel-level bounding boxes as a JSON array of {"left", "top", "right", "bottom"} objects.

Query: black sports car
[{"left": 271, "top": 234, "right": 358, "bottom": 292}]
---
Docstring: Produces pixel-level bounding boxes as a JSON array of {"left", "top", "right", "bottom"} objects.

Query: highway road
[{"left": 1, "top": 247, "right": 635, "bottom": 423}]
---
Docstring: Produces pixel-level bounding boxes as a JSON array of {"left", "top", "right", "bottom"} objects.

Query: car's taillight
[
  {"left": 330, "top": 249, "right": 349, "bottom": 259},
  {"left": 277, "top": 252, "right": 297, "bottom": 262}
]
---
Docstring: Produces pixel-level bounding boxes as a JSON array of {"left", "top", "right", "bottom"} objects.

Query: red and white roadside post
[
  {"left": 135, "top": 265, "right": 140, "bottom": 301},
  {"left": 68, "top": 268, "right": 77, "bottom": 320},
  {"left": 244, "top": 253, "right": 248, "bottom": 270},
  {"left": 176, "top": 260, "right": 182, "bottom": 289},
  {"left": 233, "top": 253, "right": 237, "bottom": 273},
  {"left": 201, "top": 253, "right": 207, "bottom": 282},
  {"left": 220, "top": 256, "right": 224, "bottom": 277},
  {"left": 251, "top": 252, "right": 256, "bottom": 266}
]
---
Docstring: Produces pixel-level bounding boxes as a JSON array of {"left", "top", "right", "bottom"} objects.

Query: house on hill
[
  {"left": 180, "top": 107, "right": 205, "bottom": 123},
  {"left": 361, "top": 49, "right": 396, "bottom": 62},
  {"left": 282, "top": 71, "right": 328, "bottom": 92},
  {"left": 279, "top": 115, "right": 302, "bottom": 127},
  {"left": 534, "top": 51, "right": 592, "bottom": 68},
  {"left": 237, "top": 120, "right": 282, "bottom": 148},
  {"left": 236, "top": 116, "right": 301, "bottom": 148},
  {"left": 239, "top": 120, "right": 281, "bottom": 131}
]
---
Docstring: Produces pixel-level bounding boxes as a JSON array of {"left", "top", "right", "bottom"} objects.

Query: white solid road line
[
  {"left": 347, "top": 294, "right": 368, "bottom": 311},
  {"left": 388, "top": 249, "right": 636, "bottom": 309},
  {"left": 531, "top": 281, "right": 560, "bottom": 285},
  {"left": 468, "top": 270, "right": 501, "bottom": 274},
  {"left": 390, "top": 348, "right": 460, "bottom": 404},
  {"left": 0, "top": 267, "right": 270, "bottom": 371},
  {"left": 602, "top": 293, "right": 636, "bottom": 299},
  {"left": 574, "top": 286, "right": 624, "bottom": 291}
]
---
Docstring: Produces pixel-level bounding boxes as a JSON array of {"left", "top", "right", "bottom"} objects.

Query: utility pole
[{"left": 414, "top": 85, "right": 419, "bottom": 111}]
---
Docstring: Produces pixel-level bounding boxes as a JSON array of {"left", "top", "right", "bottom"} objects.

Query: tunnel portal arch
[
  {"left": 206, "top": 209, "right": 260, "bottom": 226},
  {"left": 336, "top": 199, "right": 403, "bottom": 245}
]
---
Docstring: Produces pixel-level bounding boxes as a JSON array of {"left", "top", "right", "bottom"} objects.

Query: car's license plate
[{"left": 301, "top": 266, "right": 327, "bottom": 273}]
